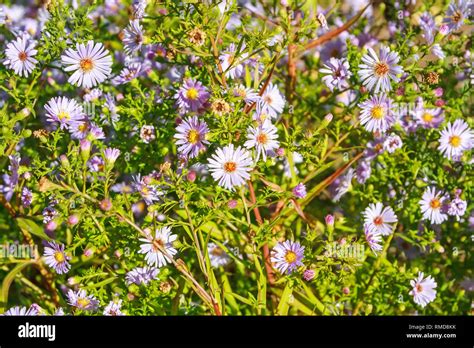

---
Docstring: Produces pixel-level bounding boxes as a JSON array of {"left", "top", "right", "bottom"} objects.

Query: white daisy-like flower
[
  {"left": 409, "top": 272, "right": 437, "bottom": 308},
  {"left": 358, "top": 94, "right": 395, "bottom": 133},
  {"left": 257, "top": 83, "right": 285, "bottom": 119},
  {"left": 103, "top": 300, "right": 125, "bottom": 316},
  {"left": 45, "top": 96, "right": 84, "bottom": 130},
  {"left": 437, "top": 119, "right": 473, "bottom": 160},
  {"left": 363, "top": 202, "right": 398, "bottom": 236},
  {"left": 207, "top": 242, "right": 231, "bottom": 268},
  {"left": 270, "top": 240, "right": 305, "bottom": 274},
  {"left": 122, "top": 19, "right": 144, "bottom": 54},
  {"left": 233, "top": 84, "right": 260, "bottom": 104},
  {"left": 419, "top": 187, "right": 448, "bottom": 224},
  {"left": 139, "top": 226, "right": 177, "bottom": 268},
  {"left": 61, "top": 40, "right": 113, "bottom": 88},
  {"left": 3, "top": 34, "right": 38, "bottom": 77},
  {"left": 244, "top": 119, "right": 280, "bottom": 161},
  {"left": 358, "top": 46, "right": 404, "bottom": 93},
  {"left": 207, "top": 144, "right": 254, "bottom": 190}
]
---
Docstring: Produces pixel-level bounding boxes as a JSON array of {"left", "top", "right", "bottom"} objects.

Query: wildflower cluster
[{"left": 0, "top": 0, "right": 472, "bottom": 316}]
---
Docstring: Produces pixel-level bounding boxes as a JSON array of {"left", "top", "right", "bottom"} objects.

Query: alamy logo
[{"left": 18, "top": 322, "right": 56, "bottom": 341}]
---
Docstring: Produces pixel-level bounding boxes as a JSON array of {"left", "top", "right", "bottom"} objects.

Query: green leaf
[
  {"left": 16, "top": 217, "right": 52, "bottom": 241},
  {"left": 277, "top": 283, "right": 293, "bottom": 315},
  {"left": 0, "top": 261, "right": 36, "bottom": 313}
]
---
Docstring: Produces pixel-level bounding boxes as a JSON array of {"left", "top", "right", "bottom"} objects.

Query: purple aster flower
[
  {"left": 364, "top": 224, "right": 383, "bottom": 255},
  {"left": 103, "top": 147, "right": 121, "bottom": 165},
  {"left": 319, "top": 37, "right": 346, "bottom": 62},
  {"left": 174, "top": 116, "right": 210, "bottom": 159},
  {"left": 332, "top": 168, "right": 355, "bottom": 202},
  {"left": 431, "top": 44, "right": 445, "bottom": 60},
  {"left": 356, "top": 159, "right": 372, "bottom": 184},
  {"left": 1, "top": 306, "right": 38, "bottom": 316},
  {"left": 88, "top": 156, "right": 105, "bottom": 173},
  {"left": 443, "top": 0, "right": 472, "bottom": 32},
  {"left": 358, "top": 46, "right": 404, "bottom": 93},
  {"left": 67, "top": 289, "right": 99, "bottom": 311},
  {"left": 45, "top": 96, "right": 83, "bottom": 130},
  {"left": 319, "top": 57, "right": 352, "bottom": 91},
  {"left": 419, "top": 12, "right": 436, "bottom": 44},
  {"left": 132, "top": 0, "right": 147, "bottom": 19},
  {"left": 21, "top": 187, "right": 33, "bottom": 207},
  {"left": 447, "top": 197, "right": 467, "bottom": 219},
  {"left": 90, "top": 123, "right": 105, "bottom": 140},
  {"left": 383, "top": 133, "right": 403, "bottom": 153},
  {"left": 42, "top": 206, "right": 58, "bottom": 224},
  {"left": 123, "top": 20, "right": 144, "bottom": 54},
  {"left": 270, "top": 240, "right": 305, "bottom": 274},
  {"left": 68, "top": 118, "right": 91, "bottom": 140},
  {"left": 219, "top": 43, "right": 248, "bottom": 79},
  {"left": 126, "top": 266, "right": 159, "bottom": 285},
  {"left": 83, "top": 88, "right": 102, "bottom": 102},
  {"left": 43, "top": 241, "right": 71, "bottom": 274},
  {"left": 0, "top": 154, "right": 20, "bottom": 202},
  {"left": 438, "top": 119, "right": 474, "bottom": 160},
  {"left": 358, "top": 94, "right": 395, "bottom": 133},
  {"left": 103, "top": 300, "right": 125, "bottom": 316},
  {"left": 292, "top": 183, "right": 307, "bottom": 199},
  {"left": 112, "top": 62, "right": 142, "bottom": 85},
  {"left": 132, "top": 174, "right": 163, "bottom": 205},
  {"left": 414, "top": 107, "right": 444, "bottom": 129},
  {"left": 175, "top": 79, "right": 210, "bottom": 113}
]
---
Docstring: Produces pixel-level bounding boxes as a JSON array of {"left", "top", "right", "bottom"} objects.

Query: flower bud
[
  {"left": 80, "top": 139, "right": 91, "bottom": 161},
  {"left": 67, "top": 214, "right": 79, "bottom": 226}
]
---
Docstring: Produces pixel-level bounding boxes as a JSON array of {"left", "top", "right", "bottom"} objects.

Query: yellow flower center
[
  {"left": 236, "top": 88, "right": 246, "bottom": 98},
  {"left": 80, "top": 58, "right": 94, "bottom": 72},
  {"left": 449, "top": 135, "right": 461, "bottom": 148},
  {"left": 256, "top": 133, "right": 268, "bottom": 145},
  {"left": 371, "top": 106, "right": 384, "bottom": 119},
  {"left": 58, "top": 111, "right": 70, "bottom": 120},
  {"left": 430, "top": 198, "right": 441, "bottom": 209},
  {"left": 422, "top": 113, "right": 433, "bottom": 123},
  {"left": 187, "top": 129, "right": 200, "bottom": 144},
  {"left": 77, "top": 298, "right": 90, "bottom": 308},
  {"left": 54, "top": 251, "right": 65, "bottom": 262},
  {"left": 374, "top": 62, "right": 389, "bottom": 76},
  {"left": 285, "top": 251, "right": 297, "bottom": 264},
  {"left": 186, "top": 88, "right": 199, "bottom": 100},
  {"left": 223, "top": 161, "right": 237, "bottom": 173},
  {"left": 416, "top": 284, "right": 423, "bottom": 292}
]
